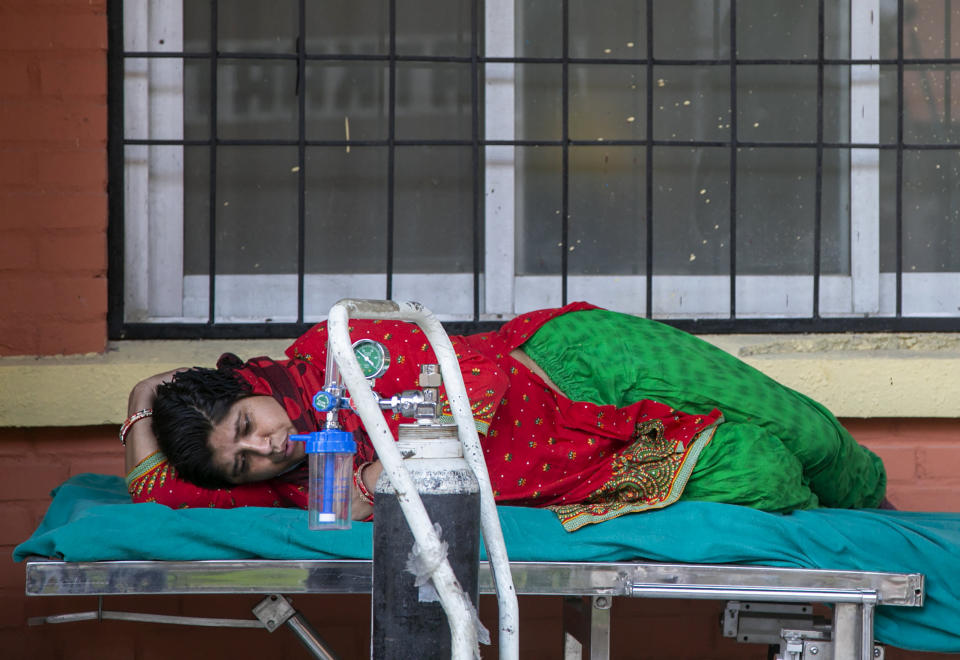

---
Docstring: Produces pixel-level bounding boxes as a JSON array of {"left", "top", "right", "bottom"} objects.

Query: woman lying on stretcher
[{"left": 123, "top": 302, "right": 887, "bottom": 531}]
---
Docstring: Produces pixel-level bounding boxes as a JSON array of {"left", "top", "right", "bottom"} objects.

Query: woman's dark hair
[{"left": 152, "top": 366, "right": 253, "bottom": 489}]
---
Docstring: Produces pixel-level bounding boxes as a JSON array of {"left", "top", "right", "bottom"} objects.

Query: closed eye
[
  {"left": 231, "top": 410, "right": 251, "bottom": 479},
  {"left": 232, "top": 449, "right": 245, "bottom": 480}
]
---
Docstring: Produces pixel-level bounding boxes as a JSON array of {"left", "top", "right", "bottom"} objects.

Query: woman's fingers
[{"left": 128, "top": 367, "right": 189, "bottom": 411}]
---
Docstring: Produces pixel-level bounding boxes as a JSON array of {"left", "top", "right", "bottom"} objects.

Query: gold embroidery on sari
[{"left": 548, "top": 419, "right": 695, "bottom": 529}]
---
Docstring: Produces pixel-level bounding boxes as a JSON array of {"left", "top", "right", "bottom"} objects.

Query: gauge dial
[{"left": 352, "top": 339, "right": 391, "bottom": 379}]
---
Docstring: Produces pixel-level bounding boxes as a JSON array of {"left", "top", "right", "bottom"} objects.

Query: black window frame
[{"left": 107, "top": 0, "right": 960, "bottom": 340}]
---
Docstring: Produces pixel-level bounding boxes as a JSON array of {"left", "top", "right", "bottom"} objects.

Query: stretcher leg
[
  {"left": 252, "top": 594, "right": 339, "bottom": 660},
  {"left": 723, "top": 599, "right": 885, "bottom": 660},
  {"left": 562, "top": 596, "right": 612, "bottom": 660}
]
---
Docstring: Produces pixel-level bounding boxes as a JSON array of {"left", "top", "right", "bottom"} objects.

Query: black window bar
[{"left": 108, "top": 0, "right": 960, "bottom": 341}]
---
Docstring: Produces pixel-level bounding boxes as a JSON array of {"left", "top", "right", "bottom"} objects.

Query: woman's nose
[{"left": 238, "top": 435, "right": 273, "bottom": 454}]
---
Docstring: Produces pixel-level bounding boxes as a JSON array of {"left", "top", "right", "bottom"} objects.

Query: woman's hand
[
  {"left": 127, "top": 369, "right": 183, "bottom": 414},
  {"left": 352, "top": 460, "right": 383, "bottom": 520},
  {"left": 123, "top": 369, "right": 186, "bottom": 473}
]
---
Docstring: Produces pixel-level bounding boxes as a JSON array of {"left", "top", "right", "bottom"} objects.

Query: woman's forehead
[
  {"left": 209, "top": 405, "right": 240, "bottom": 452},
  {"left": 207, "top": 406, "right": 247, "bottom": 481}
]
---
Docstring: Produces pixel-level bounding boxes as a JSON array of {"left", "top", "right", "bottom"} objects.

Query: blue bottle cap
[{"left": 290, "top": 429, "right": 356, "bottom": 454}]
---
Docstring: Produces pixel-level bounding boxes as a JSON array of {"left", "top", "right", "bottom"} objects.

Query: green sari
[{"left": 522, "top": 309, "right": 886, "bottom": 513}]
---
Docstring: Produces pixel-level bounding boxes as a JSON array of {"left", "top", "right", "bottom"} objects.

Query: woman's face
[{"left": 208, "top": 395, "right": 305, "bottom": 484}]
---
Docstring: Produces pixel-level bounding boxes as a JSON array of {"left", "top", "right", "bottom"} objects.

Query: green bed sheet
[{"left": 14, "top": 473, "right": 960, "bottom": 653}]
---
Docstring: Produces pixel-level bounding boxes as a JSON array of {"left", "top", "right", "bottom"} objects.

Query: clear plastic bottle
[{"left": 292, "top": 430, "right": 357, "bottom": 530}]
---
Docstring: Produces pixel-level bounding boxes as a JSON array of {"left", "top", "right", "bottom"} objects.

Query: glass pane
[
  {"left": 881, "top": 66, "right": 960, "bottom": 145},
  {"left": 820, "top": 148, "right": 851, "bottom": 275},
  {"left": 736, "top": 147, "right": 817, "bottom": 275},
  {"left": 184, "top": 60, "right": 211, "bottom": 141},
  {"left": 823, "top": 0, "right": 851, "bottom": 60},
  {"left": 217, "top": 0, "right": 297, "bottom": 53},
  {"left": 652, "top": 146, "right": 730, "bottom": 275},
  {"left": 902, "top": 149, "right": 960, "bottom": 272},
  {"left": 880, "top": 1, "right": 960, "bottom": 143},
  {"left": 736, "top": 0, "right": 818, "bottom": 60},
  {"left": 305, "top": 0, "right": 389, "bottom": 55},
  {"left": 516, "top": 0, "right": 562, "bottom": 58},
  {"left": 396, "top": 0, "right": 472, "bottom": 57},
  {"left": 879, "top": 149, "right": 897, "bottom": 272},
  {"left": 217, "top": 60, "right": 298, "bottom": 140},
  {"left": 568, "top": 146, "right": 646, "bottom": 275},
  {"left": 653, "top": 0, "right": 730, "bottom": 60},
  {"left": 516, "top": 64, "right": 563, "bottom": 141},
  {"left": 902, "top": 66, "right": 960, "bottom": 143},
  {"left": 183, "top": 147, "right": 212, "bottom": 276},
  {"left": 569, "top": 65, "right": 646, "bottom": 141},
  {"left": 304, "top": 147, "right": 388, "bottom": 274},
  {"left": 569, "top": 0, "right": 646, "bottom": 59},
  {"left": 822, "top": 66, "right": 851, "bottom": 144},
  {"left": 516, "top": 146, "right": 562, "bottom": 275},
  {"left": 738, "top": 65, "right": 818, "bottom": 142},
  {"left": 305, "top": 63, "right": 389, "bottom": 141},
  {"left": 183, "top": 0, "right": 213, "bottom": 52},
  {"left": 124, "top": 143, "right": 194, "bottom": 322},
  {"left": 215, "top": 146, "right": 300, "bottom": 274},
  {"left": 393, "top": 146, "right": 475, "bottom": 273},
  {"left": 879, "top": 64, "right": 898, "bottom": 145},
  {"left": 653, "top": 65, "right": 730, "bottom": 142},
  {"left": 394, "top": 62, "right": 473, "bottom": 140},
  {"left": 902, "top": 0, "right": 960, "bottom": 59}
]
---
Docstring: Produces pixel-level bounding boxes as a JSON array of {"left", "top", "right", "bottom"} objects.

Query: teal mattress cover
[{"left": 14, "top": 474, "right": 960, "bottom": 653}]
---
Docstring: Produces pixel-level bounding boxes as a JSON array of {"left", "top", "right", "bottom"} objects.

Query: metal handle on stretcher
[
  {"left": 327, "top": 299, "right": 519, "bottom": 660},
  {"left": 629, "top": 583, "right": 880, "bottom": 604}
]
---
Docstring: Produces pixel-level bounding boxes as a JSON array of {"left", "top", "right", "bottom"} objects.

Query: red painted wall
[
  {"left": 0, "top": 0, "right": 108, "bottom": 357},
  {"left": 844, "top": 418, "right": 960, "bottom": 512}
]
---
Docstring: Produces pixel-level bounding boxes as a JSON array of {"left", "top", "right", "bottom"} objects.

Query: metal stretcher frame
[{"left": 25, "top": 558, "right": 924, "bottom": 660}]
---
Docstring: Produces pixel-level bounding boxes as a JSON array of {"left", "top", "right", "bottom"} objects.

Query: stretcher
[
  {"left": 15, "top": 474, "right": 960, "bottom": 659},
  {"left": 25, "top": 557, "right": 924, "bottom": 659}
]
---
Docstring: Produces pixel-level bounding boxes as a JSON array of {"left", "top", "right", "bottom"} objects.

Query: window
[{"left": 109, "top": 0, "right": 960, "bottom": 339}]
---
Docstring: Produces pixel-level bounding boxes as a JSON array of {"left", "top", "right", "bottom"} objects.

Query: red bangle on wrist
[
  {"left": 120, "top": 409, "right": 153, "bottom": 446},
  {"left": 354, "top": 461, "right": 375, "bottom": 505}
]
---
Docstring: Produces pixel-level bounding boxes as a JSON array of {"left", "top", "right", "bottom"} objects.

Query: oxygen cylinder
[{"left": 371, "top": 423, "right": 481, "bottom": 659}]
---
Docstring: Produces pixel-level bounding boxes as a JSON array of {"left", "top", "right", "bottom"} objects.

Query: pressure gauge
[{"left": 352, "top": 339, "right": 391, "bottom": 380}]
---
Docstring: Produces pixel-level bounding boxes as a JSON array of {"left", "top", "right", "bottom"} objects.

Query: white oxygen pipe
[{"left": 326, "top": 299, "right": 519, "bottom": 660}]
